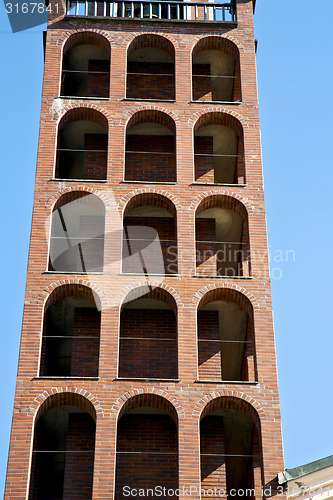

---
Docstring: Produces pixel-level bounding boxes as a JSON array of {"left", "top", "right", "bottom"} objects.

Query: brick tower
[{"left": 5, "top": 0, "right": 285, "bottom": 499}]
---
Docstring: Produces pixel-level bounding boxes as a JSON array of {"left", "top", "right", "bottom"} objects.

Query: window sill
[
  {"left": 44, "top": 271, "right": 104, "bottom": 275},
  {"left": 50, "top": 178, "right": 107, "bottom": 183},
  {"left": 58, "top": 95, "right": 109, "bottom": 100},
  {"left": 190, "top": 100, "right": 242, "bottom": 105},
  {"left": 121, "top": 180, "right": 177, "bottom": 185},
  {"left": 33, "top": 376, "right": 100, "bottom": 380},
  {"left": 192, "top": 182, "right": 246, "bottom": 188},
  {"left": 193, "top": 274, "right": 252, "bottom": 279},
  {"left": 123, "top": 98, "right": 176, "bottom": 103},
  {"left": 115, "top": 377, "right": 180, "bottom": 382},
  {"left": 120, "top": 273, "right": 179, "bottom": 277},
  {"left": 195, "top": 380, "right": 259, "bottom": 385}
]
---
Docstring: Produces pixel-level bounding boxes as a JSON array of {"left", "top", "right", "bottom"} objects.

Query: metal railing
[{"left": 66, "top": 0, "right": 236, "bottom": 22}]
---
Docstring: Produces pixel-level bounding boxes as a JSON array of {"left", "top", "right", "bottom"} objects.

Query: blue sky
[{"left": 1, "top": 0, "right": 333, "bottom": 496}]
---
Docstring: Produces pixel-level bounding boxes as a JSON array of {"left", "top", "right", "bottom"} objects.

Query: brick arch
[
  {"left": 127, "top": 33, "right": 175, "bottom": 59},
  {"left": 192, "top": 392, "right": 265, "bottom": 426},
  {"left": 37, "top": 279, "right": 108, "bottom": 310},
  {"left": 59, "top": 28, "right": 116, "bottom": 50},
  {"left": 43, "top": 283, "right": 102, "bottom": 312},
  {"left": 194, "top": 193, "right": 249, "bottom": 222},
  {"left": 188, "top": 108, "right": 247, "bottom": 129},
  {"left": 120, "top": 285, "right": 178, "bottom": 314},
  {"left": 189, "top": 33, "right": 244, "bottom": 52},
  {"left": 191, "top": 35, "right": 240, "bottom": 59},
  {"left": 190, "top": 191, "right": 253, "bottom": 214},
  {"left": 62, "top": 30, "right": 111, "bottom": 56},
  {"left": 52, "top": 190, "right": 105, "bottom": 217},
  {"left": 193, "top": 110, "right": 244, "bottom": 138},
  {"left": 119, "top": 188, "right": 182, "bottom": 212},
  {"left": 113, "top": 281, "right": 184, "bottom": 309},
  {"left": 122, "top": 31, "right": 179, "bottom": 50},
  {"left": 120, "top": 106, "right": 180, "bottom": 126},
  {"left": 111, "top": 389, "right": 185, "bottom": 421},
  {"left": 191, "top": 283, "right": 260, "bottom": 312},
  {"left": 57, "top": 106, "right": 109, "bottom": 132},
  {"left": 196, "top": 287, "right": 254, "bottom": 318},
  {"left": 123, "top": 191, "right": 178, "bottom": 220},
  {"left": 55, "top": 102, "right": 114, "bottom": 126},
  {"left": 126, "top": 109, "right": 176, "bottom": 135},
  {"left": 45, "top": 186, "right": 112, "bottom": 210},
  {"left": 28, "top": 388, "right": 104, "bottom": 421}
]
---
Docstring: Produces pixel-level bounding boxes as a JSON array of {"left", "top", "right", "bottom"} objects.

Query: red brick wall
[
  {"left": 115, "top": 414, "right": 178, "bottom": 499},
  {"left": 125, "top": 134, "right": 176, "bottom": 182},
  {"left": 5, "top": 2, "right": 286, "bottom": 499},
  {"left": 87, "top": 59, "right": 110, "bottom": 98},
  {"left": 127, "top": 62, "right": 175, "bottom": 100},
  {"left": 194, "top": 136, "right": 214, "bottom": 183},
  {"left": 200, "top": 416, "right": 227, "bottom": 496},
  {"left": 123, "top": 216, "right": 177, "bottom": 274},
  {"left": 197, "top": 310, "right": 221, "bottom": 380},
  {"left": 119, "top": 309, "right": 177, "bottom": 379},
  {"left": 71, "top": 308, "right": 101, "bottom": 377},
  {"left": 62, "top": 413, "right": 96, "bottom": 500}
]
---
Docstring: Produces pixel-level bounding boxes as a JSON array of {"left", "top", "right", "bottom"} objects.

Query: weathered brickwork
[{"left": 5, "top": 1, "right": 286, "bottom": 499}]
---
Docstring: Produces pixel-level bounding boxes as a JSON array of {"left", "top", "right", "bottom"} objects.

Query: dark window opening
[
  {"left": 48, "top": 192, "right": 105, "bottom": 273},
  {"left": 197, "top": 301, "right": 255, "bottom": 382},
  {"left": 127, "top": 42, "right": 175, "bottom": 100},
  {"left": 55, "top": 119, "right": 108, "bottom": 181},
  {"left": 123, "top": 205, "right": 177, "bottom": 275},
  {"left": 200, "top": 409, "right": 262, "bottom": 500},
  {"left": 119, "top": 297, "right": 177, "bottom": 379},
  {"left": 115, "top": 403, "right": 178, "bottom": 499},
  {"left": 125, "top": 121, "right": 176, "bottom": 182},
  {"left": 40, "top": 296, "right": 100, "bottom": 377},
  {"left": 61, "top": 43, "right": 110, "bottom": 98},
  {"left": 29, "top": 406, "right": 96, "bottom": 500}
]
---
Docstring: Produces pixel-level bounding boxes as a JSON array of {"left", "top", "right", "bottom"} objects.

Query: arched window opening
[
  {"left": 194, "top": 123, "right": 243, "bottom": 185},
  {"left": 192, "top": 38, "right": 241, "bottom": 103},
  {"left": 49, "top": 192, "right": 105, "bottom": 273},
  {"left": 125, "top": 114, "right": 176, "bottom": 182},
  {"left": 119, "top": 289, "right": 177, "bottom": 379},
  {"left": 200, "top": 399, "right": 262, "bottom": 500},
  {"left": 115, "top": 395, "right": 178, "bottom": 499},
  {"left": 195, "top": 196, "right": 250, "bottom": 277},
  {"left": 127, "top": 35, "right": 175, "bottom": 100},
  {"left": 40, "top": 287, "right": 101, "bottom": 377},
  {"left": 61, "top": 33, "right": 110, "bottom": 98},
  {"left": 122, "top": 194, "right": 177, "bottom": 275},
  {"left": 29, "top": 401, "right": 96, "bottom": 500},
  {"left": 55, "top": 109, "right": 108, "bottom": 181},
  {"left": 197, "top": 293, "right": 256, "bottom": 382}
]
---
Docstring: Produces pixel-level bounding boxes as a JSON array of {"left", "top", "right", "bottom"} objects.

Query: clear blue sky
[{"left": 1, "top": 1, "right": 333, "bottom": 496}]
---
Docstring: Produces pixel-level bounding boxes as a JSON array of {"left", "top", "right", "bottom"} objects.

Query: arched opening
[
  {"left": 49, "top": 192, "right": 105, "bottom": 273},
  {"left": 127, "top": 35, "right": 175, "bottom": 100},
  {"left": 122, "top": 193, "right": 177, "bottom": 274},
  {"left": 115, "top": 394, "right": 178, "bottom": 499},
  {"left": 61, "top": 32, "right": 110, "bottom": 98},
  {"left": 125, "top": 110, "right": 176, "bottom": 183},
  {"left": 39, "top": 285, "right": 101, "bottom": 377},
  {"left": 55, "top": 108, "right": 108, "bottom": 181},
  {"left": 194, "top": 113, "right": 244, "bottom": 185},
  {"left": 192, "top": 37, "right": 241, "bottom": 102},
  {"left": 195, "top": 195, "right": 250, "bottom": 277},
  {"left": 29, "top": 394, "right": 96, "bottom": 500},
  {"left": 197, "top": 289, "right": 256, "bottom": 382},
  {"left": 200, "top": 397, "right": 263, "bottom": 500},
  {"left": 119, "top": 287, "right": 177, "bottom": 379}
]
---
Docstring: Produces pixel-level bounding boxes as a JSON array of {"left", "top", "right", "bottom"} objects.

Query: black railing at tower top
[{"left": 66, "top": 0, "right": 236, "bottom": 22}]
